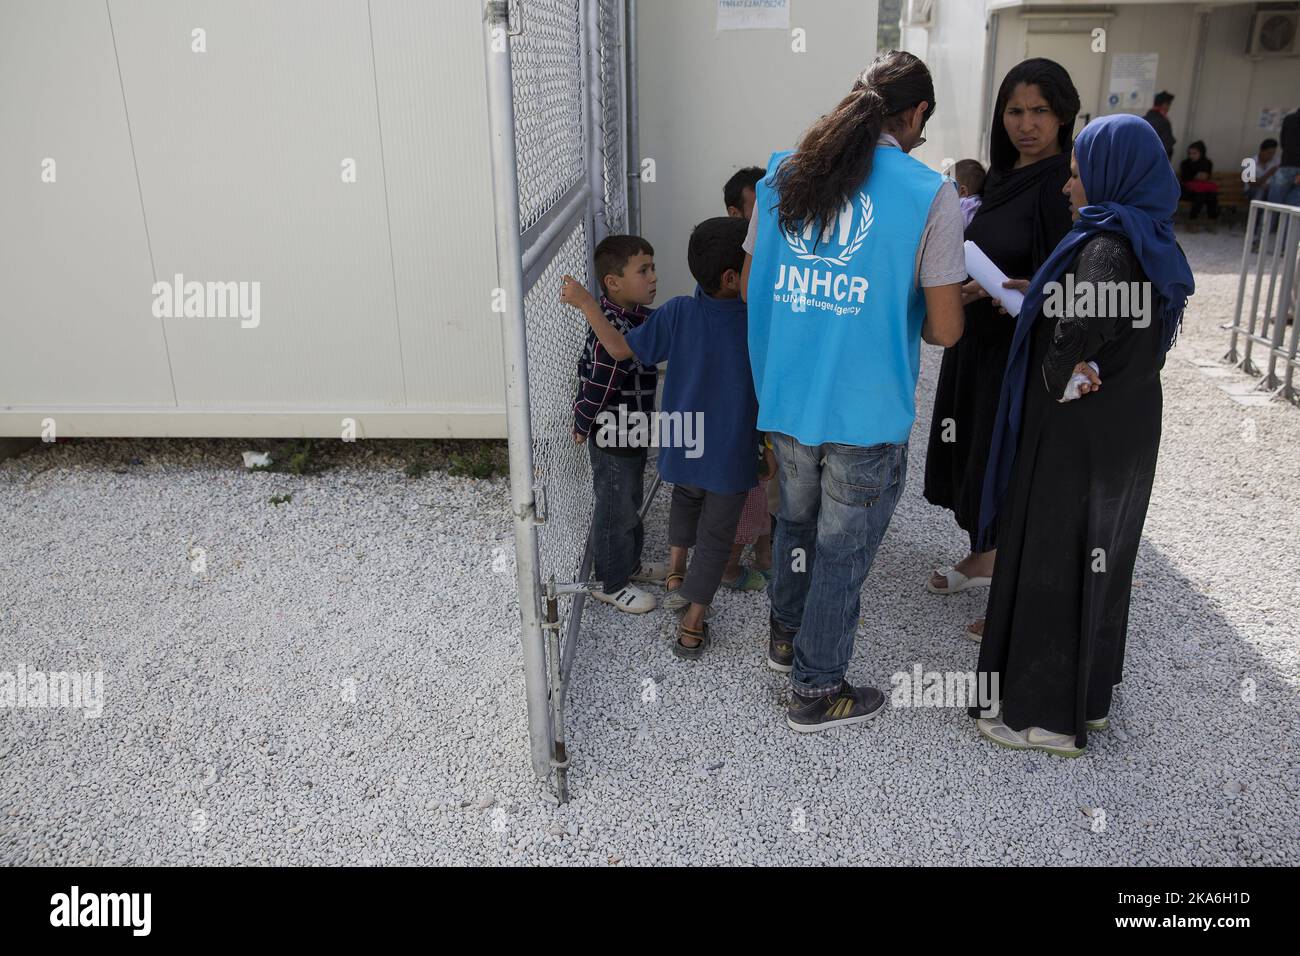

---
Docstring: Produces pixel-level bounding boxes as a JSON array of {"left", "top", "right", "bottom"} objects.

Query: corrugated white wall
[{"left": 0, "top": 0, "right": 504, "bottom": 438}]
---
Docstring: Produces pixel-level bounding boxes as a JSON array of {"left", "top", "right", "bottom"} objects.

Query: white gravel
[{"left": 2, "top": 229, "right": 1298, "bottom": 866}]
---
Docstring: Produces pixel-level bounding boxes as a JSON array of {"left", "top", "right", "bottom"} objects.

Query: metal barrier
[
  {"left": 1226, "top": 201, "right": 1300, "bottom": 404},
  {"left": 482, "top": 0, "right": 645, "bottom": 802}
]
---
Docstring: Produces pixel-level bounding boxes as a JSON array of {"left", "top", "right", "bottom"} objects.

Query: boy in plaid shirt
[{"left": 571, "top": 235, "right": 668, "bottom": 613}]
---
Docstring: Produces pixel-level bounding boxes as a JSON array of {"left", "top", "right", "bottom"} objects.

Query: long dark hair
[
  {"left": 773, "top": 50, "right": 935, "bottom": 240},
  {"left": 989, "top": 58, "right": 1080, "bottom": 172}
]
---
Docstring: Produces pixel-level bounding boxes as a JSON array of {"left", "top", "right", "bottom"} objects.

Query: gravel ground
[{"left": 2, "top": 229, "right": 1298, "bottom": 866}]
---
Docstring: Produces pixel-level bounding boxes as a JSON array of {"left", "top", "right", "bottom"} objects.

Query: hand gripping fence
[{"left": 482, "top": 0, "right": 651, "bottom": 802}]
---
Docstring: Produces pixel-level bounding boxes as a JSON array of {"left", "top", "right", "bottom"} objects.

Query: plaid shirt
[{"left": 573, "top": 297, "right": 658, "bottom": 443}]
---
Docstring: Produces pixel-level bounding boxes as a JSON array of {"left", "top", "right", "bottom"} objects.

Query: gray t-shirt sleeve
[
  {"left": 743, "top": 208, "right": 759, "bottom": 256},
  {"left": 916, "top": 184, "right": 967, "bottom": 287}
]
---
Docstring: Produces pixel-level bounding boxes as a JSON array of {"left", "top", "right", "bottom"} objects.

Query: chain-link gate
[{"left": 483, "top": 0, "right": 647, "bottom": 802}]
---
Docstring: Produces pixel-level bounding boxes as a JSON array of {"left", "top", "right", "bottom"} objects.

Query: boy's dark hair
[
  {"left": 687, "top": 218, "right": 748, "bottom": 294},
  {"left": 1260, "top": 138, "right": 1279, "bottom": 152},
  {"left": 989, "top": 58, "right": 1080, "bottom": 172},
  {"left": 593, "top": 234, "right": 654, "bottom": 292},
  {"left": 953, "top": 159, "right": 986, "bottom": 196},
  {"left": 1154, "top": 91, "right": 1174, "bottom": 108},
  {"left": 724, "top": 166, "right": 766, "bottom": 212}
]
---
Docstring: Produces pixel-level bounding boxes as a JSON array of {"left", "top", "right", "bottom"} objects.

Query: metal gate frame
[
  {"left": 1226, "top": 201, "right": 1300, "bottom": 404},
  {"left": 482, "top": 0, "right": 647, "bottom": 802}
]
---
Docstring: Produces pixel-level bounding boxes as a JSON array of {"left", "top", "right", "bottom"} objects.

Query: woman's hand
[
  {"left": 990, "top": 278, "right": 1030, "bottom": 316},
  {"left": 1073, "top": 361, "right": 1102, "bottom": 397},
  {"left": 960, "top": 279, "right": 988, "bottom": 308},
  {"left": 560, "top": 275, "right": 598, "bottom": 313}
]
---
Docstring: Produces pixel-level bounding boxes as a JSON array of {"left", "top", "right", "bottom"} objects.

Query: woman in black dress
[
  {"left": 923, "top": 60, "right": 1078, "bottom": 607},
  {"left": 970, "top": 114, "right": 1195, "bottom": 756},
  {"left": 1178, "top": 140, "right": 1220, "bottom": 228}
]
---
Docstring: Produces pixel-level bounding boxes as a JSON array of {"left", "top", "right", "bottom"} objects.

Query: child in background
[
  {"left": 572, "top": 235, "right": 668, "bottom": 614},
  {"left": 561, "top": 217, "right": 758, "bottom": 659},
  {"left": 722, "top": 165, "right": 777, "bottom": 589},
  {"left": 724, "top": 166, "right": 766, "bottom": 221},
  {"left": 953, "top": 159, "right": 986, "bottom": 228}
]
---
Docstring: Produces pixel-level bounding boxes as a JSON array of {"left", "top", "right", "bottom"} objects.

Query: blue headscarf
[{"left": 975, "top": 113, "right": 1194, "bottom": 551}]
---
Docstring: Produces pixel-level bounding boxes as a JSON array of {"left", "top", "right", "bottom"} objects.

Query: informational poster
[
  {"left": 1258, "top": 107, "right": 1284, "bottom": 130},
  {"left": 716, "top": 0, "right": 790, "bottom": 31},
  {"left": 1106, "top": 53, "right": 1158, "bottom": 113}
]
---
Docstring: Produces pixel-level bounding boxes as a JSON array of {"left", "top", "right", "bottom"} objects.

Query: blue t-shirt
[{"left": 624, "top": 288, "right": 759, "bottom": 495}]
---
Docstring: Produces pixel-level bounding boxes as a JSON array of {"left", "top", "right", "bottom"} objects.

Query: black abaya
[
  {"left": 924, "top": 154, "right": 1073, "bottom": 549},
  {"left": 971, "top": 233, "right": 1163, "bottom": 747}
]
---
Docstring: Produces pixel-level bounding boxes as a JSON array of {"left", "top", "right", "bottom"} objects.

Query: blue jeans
[
  {"left": 589, "top": 443, "right": 646, "bottom": 594},
  {"left": 767, "top": 434, "right": 907, "bottom": 697},
  {"left": 1255, "top": 167, "right": 1300, "bottom": 240},
  {"left": 1266, "top": 166, "right": 1300, "bottom": 208}
]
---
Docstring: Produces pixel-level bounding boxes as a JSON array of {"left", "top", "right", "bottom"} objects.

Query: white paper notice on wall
[
  {"left": 1258, "top": 108, "right": 1284, "bottom": 130},
  {"left": 717, "top": 0, "right": 790, "bottom": 31},
  {"left": 1106, "top": 53, "right": 1158, "bottom": 114}
]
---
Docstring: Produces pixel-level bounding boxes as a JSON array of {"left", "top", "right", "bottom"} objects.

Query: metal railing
[
  {"left": 1226, "top": 201, "right": 1300, "bottom": 404},
  {"left": 482, "top": 0, "right": 643, "bottom": 802}
]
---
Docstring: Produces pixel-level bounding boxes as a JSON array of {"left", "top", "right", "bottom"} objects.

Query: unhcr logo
[{"left": 782, "top": 192, "right": 874, "bottom": 267}]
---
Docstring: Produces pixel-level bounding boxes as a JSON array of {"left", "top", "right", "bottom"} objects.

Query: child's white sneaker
[{"left": 592, "top": 584, "right": 657, "bottom": 614}]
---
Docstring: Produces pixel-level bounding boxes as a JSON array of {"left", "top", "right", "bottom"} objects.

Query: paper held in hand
[{"left": 964, "top": 240, "right": 1025, "bottom": 317}]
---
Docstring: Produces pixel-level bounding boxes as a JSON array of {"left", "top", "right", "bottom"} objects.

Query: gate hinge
[
  {"left": 485, "top": 0, "right": 525, "bottom": 36},
  {"left": 532, "top": 480, "right": 548, "bottom": 523}
]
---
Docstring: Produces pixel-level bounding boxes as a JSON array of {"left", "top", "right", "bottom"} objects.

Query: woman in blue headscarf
[{"left": 967, "top": 113, "right": 1195, "bottom": 756}]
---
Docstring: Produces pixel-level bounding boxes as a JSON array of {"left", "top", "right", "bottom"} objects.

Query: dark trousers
[
  {"left": 667, "top": 483, "right": 748, "bottom": 606},
  {"left": 1184, "top": 191, "right": 1218, "bottom": 220},
  {"left": 589, "top": 443, "right": 647, "bottom": 594}
]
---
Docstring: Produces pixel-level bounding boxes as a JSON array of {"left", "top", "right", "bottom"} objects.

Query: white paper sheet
[{"left": 964, "top": 240, "right": 1024, "bottom": 317}]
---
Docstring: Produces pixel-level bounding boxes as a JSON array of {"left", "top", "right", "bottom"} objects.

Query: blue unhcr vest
[{"left": 747, "top": 145, "right": 943, "bottom": 447}]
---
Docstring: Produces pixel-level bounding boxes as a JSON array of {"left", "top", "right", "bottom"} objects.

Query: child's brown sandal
[{"left": 672, "top": 620, "right": 710, "bottom": 660}]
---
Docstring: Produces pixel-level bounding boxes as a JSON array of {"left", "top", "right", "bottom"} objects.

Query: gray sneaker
[
  {"left": 768, "top": 614, "right": 796, "bottom": 673},
  {"left": 787, "top": 681, "right": 884, "bottom": 733},
  {"left": 976, "top": 717, "right": 1084, "bottom": 757}
]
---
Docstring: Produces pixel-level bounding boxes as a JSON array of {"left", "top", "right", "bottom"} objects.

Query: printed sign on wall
[
  {"left": 1106, "top": 53, "right": 1158, "bottom": 113},
  {"left": 717, "top": 0, "right": 790, "bottom": 32}
]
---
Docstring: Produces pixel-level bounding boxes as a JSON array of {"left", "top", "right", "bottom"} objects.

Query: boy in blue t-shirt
[{"left": 560, "top": 217, "right": 758, "bottom": 659}]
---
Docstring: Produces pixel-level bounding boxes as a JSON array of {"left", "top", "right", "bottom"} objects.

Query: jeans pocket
[{"left": 824, "top": 443, "right": 894, "bottom": 508}]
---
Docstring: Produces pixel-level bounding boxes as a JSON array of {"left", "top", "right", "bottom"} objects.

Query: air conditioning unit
[
  {"left": 906, "top": 0, "right": 935, "bottom": 28},
  {"left": 1247, "top": 5, "right": 1298, "bottom": 56}
]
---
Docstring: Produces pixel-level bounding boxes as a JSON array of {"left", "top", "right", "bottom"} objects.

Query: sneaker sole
[
  {"left": 977, "top": 723, "right": 1085, "bottom": 758},
  {"left": 766, "top": 656, "right": 793, "bottom": 673},
  {"left": 1086, "top": 718, "right": 1108, "bottom": 731},
  {"left": 786, "top": 699, "right": 884, "bottom": 733}
]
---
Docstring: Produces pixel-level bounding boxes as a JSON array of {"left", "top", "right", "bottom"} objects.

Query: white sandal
[{"left": 926, "top": 567, "right": 992, "bottom": 595}]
